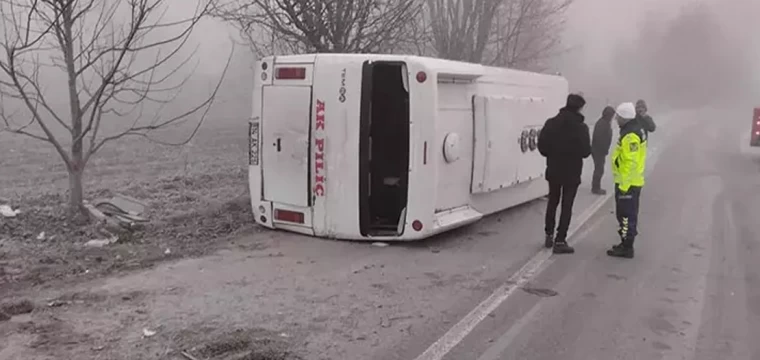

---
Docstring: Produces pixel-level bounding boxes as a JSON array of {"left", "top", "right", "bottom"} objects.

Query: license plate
[{"left": 249, "top": 122, "right": 260, "bottom": 165}]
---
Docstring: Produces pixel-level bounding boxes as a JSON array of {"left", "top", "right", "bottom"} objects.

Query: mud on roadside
[
  {"left": 0, "top": 170, "right": 266, "bottom": 295},
  {"left": 0, "top": 288, "right": 304, "bottom": 360}
]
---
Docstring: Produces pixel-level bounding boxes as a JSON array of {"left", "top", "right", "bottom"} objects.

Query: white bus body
[{"left": 248, "top": 54, "right": 568, "bottom": 241}]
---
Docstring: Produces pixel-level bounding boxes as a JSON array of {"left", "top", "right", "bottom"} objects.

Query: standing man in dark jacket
[
  {"left": 537, "top": 93, "right": 592, "bottom": 254},
  {"left": 591, "top": 106, "right": 616, "bottom": 195},
  {"left": 635, "top": 99, "right": 656, "bottom": 141}
]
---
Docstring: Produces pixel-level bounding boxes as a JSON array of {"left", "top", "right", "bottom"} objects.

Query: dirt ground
[
  {"left": 0, "top": 120, "right": 309, "bottom": 359},
  {"left": 0, "top": 51, "right": 258, "bottom": 287},
  {"left": 0, "top": 201, "right": 564, "bottom": 360},
  {"left": 0, "top": 118, "right": 559, "bottom": 360},
  {"left": 0, "top": 121, "right": 265, "bottom": 291}
]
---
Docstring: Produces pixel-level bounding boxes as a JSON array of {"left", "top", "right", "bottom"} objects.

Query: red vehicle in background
[{"left": 752, "top": 108, "right": 760, "bottom": 147}]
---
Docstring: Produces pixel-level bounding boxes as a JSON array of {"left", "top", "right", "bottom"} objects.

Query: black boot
[
  {"left": 607, "top": 238, "right": 634, "bottom": 258},
  {"left": 553, "top": 240, "right": 575, "bottom": 254},
  {"left": 544, "top": 234, "right": 554, "bottom": 248}
]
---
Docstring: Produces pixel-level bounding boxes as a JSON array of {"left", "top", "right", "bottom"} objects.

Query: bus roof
[{"left": 263, "top": 53, "right": 566, "bottom": 82}]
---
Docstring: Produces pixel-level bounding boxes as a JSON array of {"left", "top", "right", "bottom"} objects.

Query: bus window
[
  {"left": 359, "top": 61, "right": 411, "bottom": 236},
  {"left": 401, "top": 67, "right": 409, "bottom": 92}
]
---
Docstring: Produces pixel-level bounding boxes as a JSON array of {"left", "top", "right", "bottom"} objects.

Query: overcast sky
[
  {"left": 187, "top": 0, "right": 692, "bottom": 75},
  {"left": 179, "top": 0, "right": 760, "bottom": 106}
]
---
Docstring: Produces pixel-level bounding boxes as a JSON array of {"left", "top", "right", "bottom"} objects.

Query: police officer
[{"left": 608, "top": 102, "right": 646, "bottom": 259}]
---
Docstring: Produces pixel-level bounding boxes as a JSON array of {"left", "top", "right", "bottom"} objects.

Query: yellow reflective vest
[{"left": 611, "top": 123, "right": 647, "bottom": 192}]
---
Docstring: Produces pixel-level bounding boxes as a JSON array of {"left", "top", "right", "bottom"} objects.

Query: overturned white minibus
[{"left": 248, "top": 54, "right": 568, "bottom": 240}]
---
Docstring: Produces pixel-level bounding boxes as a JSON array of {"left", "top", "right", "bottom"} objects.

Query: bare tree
[
  {"left": 425, "top": 0, "right": 500, "bottom": 63},
  {"left": 425, "top": 0, "right": 571, "bottom": 68},
  {"left": 0, "top": 0, "right": 230, "bottom": 218},
  {"left": 211, "top": 0, "right": 421, "bottom": 56},
  {"left": 488, "top": 0, "right": 571, "bottom": 70}
]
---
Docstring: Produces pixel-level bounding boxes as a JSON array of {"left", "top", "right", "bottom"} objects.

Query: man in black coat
[
  {"left": 635, "top": 99, "right": 656, "bottom": 140},
  {"left": 537, "top": 93, "right": 592, "bottom": 254},
  {"left": 591, "top": 106, "right": 616, "bottom": 195}
]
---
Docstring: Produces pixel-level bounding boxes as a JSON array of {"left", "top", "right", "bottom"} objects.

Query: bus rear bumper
[
  {"left": 251, "top": 201, "right": 485, "bottom": 242},
  {"left": 317, "top": 206, "right": 484, "bottom": 241}
]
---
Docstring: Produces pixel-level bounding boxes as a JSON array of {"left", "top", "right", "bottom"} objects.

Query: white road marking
[
  {"left": 412, "top": 193, "right": 611, "bottom": 360},
  {"left": 413, "top": 143, "right": 668, "bottom": 360},
  {"left": 475, "top": 213, "right": 608, "bottom": 360}
]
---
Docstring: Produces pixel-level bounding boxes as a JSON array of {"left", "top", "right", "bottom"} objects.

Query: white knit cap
[{"left": 615, "top": 102, "right": 636, "bottom": 120}]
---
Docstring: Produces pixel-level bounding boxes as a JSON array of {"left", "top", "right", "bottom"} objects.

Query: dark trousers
[
  {"left": 544, "top": 181, "right": 580, "bottom": 241},
  {"left": 615, "top": 186, "right": 642, "bottom": 243},
  {"left": 591, "top": 152, "right": 606, "bottom": 190}
]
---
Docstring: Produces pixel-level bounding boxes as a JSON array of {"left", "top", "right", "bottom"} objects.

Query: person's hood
[
  {"left": 635, "top": 99, "right": 649, "bottom": 117},
  {"left": 601, "top": 106, "right": 615, "bottom": 120},
  {"left": 635, "top": 99, "right": 647, "bottom": 111},
  {"left": 565, "top": 93, "right": 586, "bottom": 112}
]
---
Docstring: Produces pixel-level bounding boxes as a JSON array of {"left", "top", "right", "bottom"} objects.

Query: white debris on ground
[
  {"left": 84, "top": 236, "right": 118, "bottom": 248},
  {"left": 0, "top": 204, "right": 20, "bottom": 217},
  {"left": 84, "top": 193, "right": 149, "bottom": 231},
  {"left": 79, "top": 192, "right": 152, "bottom": 247}
]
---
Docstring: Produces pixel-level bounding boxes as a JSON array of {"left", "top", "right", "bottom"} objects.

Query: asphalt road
[{"left": 406, "top": 110, "right": 760, "bottom": 360}]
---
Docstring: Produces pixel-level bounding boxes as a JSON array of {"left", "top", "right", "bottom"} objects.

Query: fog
[
  {"left": 186, "top": 0, "right": 759, "bottom": 119},
  {"left": 3, "top": 0, "right": 758, "bottom": 135},
  {"left": 557, "top": 0, "right": 760, "bottom": 113},
  {"left": 558, "top": 0, "right": 688, "bottom": 96}
]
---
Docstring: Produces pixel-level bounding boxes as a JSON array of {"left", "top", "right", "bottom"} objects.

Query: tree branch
[{"left": 211, "top": 0, "right": 420, "bottom": 55}]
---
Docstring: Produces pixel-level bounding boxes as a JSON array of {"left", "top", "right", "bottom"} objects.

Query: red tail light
[
  {"left": 416, "top": 71, "right": 427, "bottom": 83},
  {"left": 274, "top": 209, "right": 305, "bottom": 224},
  {"left": 752, "top": 109, "right": 760, "bottom": 146},
  {"left": 275, "top": 67, "right": 306, "bottom": 80}
]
